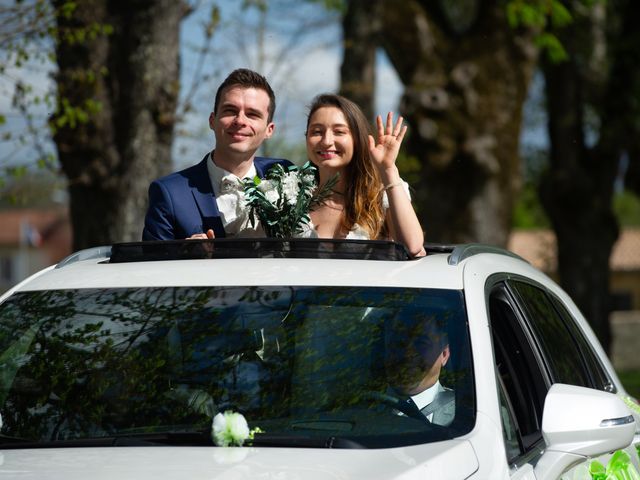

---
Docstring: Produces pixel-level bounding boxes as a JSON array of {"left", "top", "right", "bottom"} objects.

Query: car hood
[{"left": 0, "top": 439, "right": 478, "bottom": 479}]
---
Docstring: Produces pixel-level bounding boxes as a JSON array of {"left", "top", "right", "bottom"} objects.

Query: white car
[{"left": 0, "top": 238, "right": 638, "bottom": 480}]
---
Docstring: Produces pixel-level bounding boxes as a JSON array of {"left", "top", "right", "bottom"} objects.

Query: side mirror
[{"left": 535, "top": 383, "right": 636, "bottom": 480}]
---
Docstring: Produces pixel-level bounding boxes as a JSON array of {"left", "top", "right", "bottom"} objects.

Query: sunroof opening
[{"left": 109, "top": 238, "right": 414, "bottom": 263}]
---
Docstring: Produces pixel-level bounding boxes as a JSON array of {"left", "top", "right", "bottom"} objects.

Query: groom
[
  {"left": 383, "top": 312, "right": 455, "bottom": 426},
  {"left": 143, "top": 69, "right": 291, "bottom": 240}
]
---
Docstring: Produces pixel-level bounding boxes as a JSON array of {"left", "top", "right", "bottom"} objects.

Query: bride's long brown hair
[{"left": 306, "top": 94, "right": 386, "bottom": 239}]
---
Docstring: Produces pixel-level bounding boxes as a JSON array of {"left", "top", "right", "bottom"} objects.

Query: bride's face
[{"left": 305, "top": 106, "right": 354, "bottom": 172}]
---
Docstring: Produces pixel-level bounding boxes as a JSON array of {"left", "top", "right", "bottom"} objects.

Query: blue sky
[{"left": 174, "top": 1, "right": 403, "bottom": 167}]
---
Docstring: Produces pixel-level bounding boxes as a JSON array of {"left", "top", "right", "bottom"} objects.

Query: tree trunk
[
  {"left": 609, "top": 0, "right": 640, "bottom": 198},
  {"left": 339, "top": 0, "right": 382, "bottom": 120},
  {"left": 380, "top": 0, "right": 538, "bottom": 246},
  {"left": 541, "top": 0, "right": 640, "bottom": 352},
  {"left": 52, "top": 0, "right": 184, "bottom": 250}
]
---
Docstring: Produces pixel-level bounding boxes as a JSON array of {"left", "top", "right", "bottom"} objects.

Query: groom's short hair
[
  {"left": 384, "top": 312, "right": 448, "bottom": 372},
  {"left": 214, "top": 68, "right": 276, "bottom": 122}
]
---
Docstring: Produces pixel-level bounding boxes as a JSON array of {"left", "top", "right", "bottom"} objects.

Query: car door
[
  {"left": 506, "top": 279, "right": 640, "bottom": 479},
  {"left": 488, "top": 282, "right": 548, "bottom": 479}
]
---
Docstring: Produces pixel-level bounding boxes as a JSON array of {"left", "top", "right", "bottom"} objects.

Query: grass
[{"left": 617, "top": 370, "right": 640, "bottom": 399}]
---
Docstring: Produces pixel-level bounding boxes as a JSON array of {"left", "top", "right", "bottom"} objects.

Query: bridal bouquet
[{"left": 243, "top": 162, "right": 337, "bottom": 238}]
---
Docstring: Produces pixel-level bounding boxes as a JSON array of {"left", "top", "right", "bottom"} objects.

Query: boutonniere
[{"left": 243, "top": 162, "right": 337, "bottom": 238}]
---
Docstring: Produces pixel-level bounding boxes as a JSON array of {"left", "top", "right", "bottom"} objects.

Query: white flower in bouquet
[
  {"left": 302, "top": 170, "right": 315, "bottom": 184},
  {"left": 243, "top": 162, "right": 337, "bottom": 238},
  {"left": 256, "top": 179, "right": 273, "bottom": 193},
  {"left": 257, "top": 179, "right": 280, "bottom": 204},
  {"left": 282, "top": 172, "right": 300, "bottom": 206},
  {"left": 212, "top": 411, "right": 263, "bottom": 447},
  {"left": 212, "top": 411, "right": 250, "bottom": 446}
]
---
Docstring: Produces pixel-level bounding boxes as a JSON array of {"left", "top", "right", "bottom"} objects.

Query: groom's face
[
  {"left": 384, "top": 316, "right": 449, "bottom": 396},
  {"left": 210, "top": 86, "right": 275, "bottom": 159}
]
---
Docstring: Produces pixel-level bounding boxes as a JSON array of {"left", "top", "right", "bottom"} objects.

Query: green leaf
[
  {"left": 589, "top": 460, "right": 606, "bottom": 479},
  {"left": 60, "top": 1, "right": 77, "bottom": 19},
  {"left": 520, "top": 4, "right": 546, "bottom": 28},
  {"left": 549, "top": 1, "right": 572, "bottom": 28},
  {"left": 0, "top": 322, "right": 43, "bottom": 405},
  {"left": 306, "top": 0, "right": 345, "bottom": 13},
  {"left": 535, "top": 32, "right": 569, "bottom": 63},
  {"left": 607, "top": 449, "right": 631, "bottom": 470},
  {"left": 506, "top": 2, "right": 521, "bottom": 28},
  {"left": 205, "top": 5, "right": 221, "bottom": 38}
]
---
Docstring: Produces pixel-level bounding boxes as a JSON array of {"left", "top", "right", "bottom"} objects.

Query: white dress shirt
[
  {"left": 207, "top": 153, "right": 264, "bottom": 237},
  {"left": 411, "top": 380, "right": 442, "bottom": 421},
  {"left": 395, "top": 380, "right": 442, "bottom": 422}
]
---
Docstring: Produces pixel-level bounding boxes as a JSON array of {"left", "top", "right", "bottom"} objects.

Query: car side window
[
  {"left": 509, "top": 281, "right": 591, "bottom": 388},
  {"left": 489, "top": 283, "right": 548, "bottom": 454},
  {"left": 547, "top": 294, "right": 615, "bottom": 392},
  {"left": 497, "top": 375, "right": 522, "bottom": 463}
]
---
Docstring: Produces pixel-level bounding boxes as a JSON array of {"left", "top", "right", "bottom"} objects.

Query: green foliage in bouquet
[{"left": 242, "top": 162, "right": 337, "bottom": 238}]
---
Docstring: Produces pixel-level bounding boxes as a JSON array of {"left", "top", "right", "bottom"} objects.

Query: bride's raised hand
[{"left": 368, "top": 112, "right": 407, "bottom": 170}]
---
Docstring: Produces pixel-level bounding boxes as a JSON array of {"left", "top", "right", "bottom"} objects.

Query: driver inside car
[{"left": 382, "top": 313, "right": 455, "bottom": 426}]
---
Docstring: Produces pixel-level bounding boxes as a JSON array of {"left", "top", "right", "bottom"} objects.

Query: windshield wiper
[
  {"left": 249, "top": 433, "right": 364, "bottom": 449},
  {"left": 0, "top": 432, "right": 366, "bottom": 449},
  {"left": 0, "top": 431, "right": 212, "bottom": 449},
  {"left": 0, "top": 434, "right": 31, "bottom": 445}
]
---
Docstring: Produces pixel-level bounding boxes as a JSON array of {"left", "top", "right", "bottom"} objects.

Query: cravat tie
[
  {"left": 220, "top": 175, "right": 241, "bottom": 194},
  {"left": 217, "top": 175, "right": 263, "bottom": 236}
]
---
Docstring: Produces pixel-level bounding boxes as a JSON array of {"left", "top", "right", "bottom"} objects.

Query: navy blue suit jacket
[{"left": 142, "top": 154, "right": 291, "bottom": 240}]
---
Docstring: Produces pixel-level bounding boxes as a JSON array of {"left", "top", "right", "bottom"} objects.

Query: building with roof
[
  {"left": 0, "top": 208, "right": 72, "bottom": 293},
  {"left": 508, "top": 228, "right": 640, "bottom": 369},
  {"left": 508, "top": 228, "right": 640, "bottom": 311}
]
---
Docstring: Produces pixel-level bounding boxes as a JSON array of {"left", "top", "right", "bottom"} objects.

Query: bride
[{"left": 300, "top": 93, "right": 426, "bottom": 257}]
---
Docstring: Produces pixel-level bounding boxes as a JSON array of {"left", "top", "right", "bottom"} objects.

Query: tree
[
  {"left": 51, "top": 0, "right": 186, "bottom": 250},
  {"left": 378, "top": 0, "right": 540, "bottom": 246},
  {"left": 540, "top": 0, "right": 640, "bottom": 351},
  {"left": 201, "top": 0, "right": 339, "bottom": 158},
  {"left": 338, "top": 0, "right": 381, "bottom": 120},
  {"left": 0, "top": 1, "right": 60, "bottom": 176},
  {"left": 3, "top": 0, "right": 341, "bottom": 250}
]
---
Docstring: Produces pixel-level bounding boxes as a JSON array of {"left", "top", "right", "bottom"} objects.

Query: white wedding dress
[
  {"left": 294, "top": 180, "right": 410, "bottom": 240},
  {"left": 295, "top": 221, "right": 370, "bottom": 240}
]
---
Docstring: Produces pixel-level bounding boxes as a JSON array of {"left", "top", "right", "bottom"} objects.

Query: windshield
[{"left": 0, "top": 286, "right": 473, "bottom": 448}]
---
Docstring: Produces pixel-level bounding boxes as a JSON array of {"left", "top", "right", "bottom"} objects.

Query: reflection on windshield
[{"left": 0, "top": 286, "right": 473, "bottom": 448}]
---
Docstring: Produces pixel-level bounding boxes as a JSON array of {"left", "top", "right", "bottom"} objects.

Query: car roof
[{"left": 8, "top": 239, "right": 533, "bottom": 293}]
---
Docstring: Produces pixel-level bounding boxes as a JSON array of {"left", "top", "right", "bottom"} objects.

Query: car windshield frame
[{"left": 0, "top": 285, "right": 474, "bottom": 449}]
